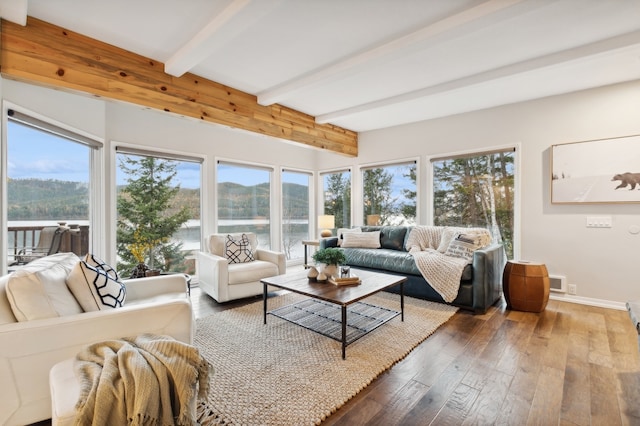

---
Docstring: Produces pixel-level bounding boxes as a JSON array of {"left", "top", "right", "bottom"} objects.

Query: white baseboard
[{"left": 549, "top": 293, "right": 627, "bottom": 311}]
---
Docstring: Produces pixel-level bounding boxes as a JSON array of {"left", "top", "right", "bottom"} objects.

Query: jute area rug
[{"left": 194, "top": 291, "right": 458, "bottom": 426}]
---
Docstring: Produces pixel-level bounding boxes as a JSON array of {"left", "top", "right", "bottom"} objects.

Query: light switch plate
[{"left": 586, "top": 216, "right": 612, "bottom": 228}]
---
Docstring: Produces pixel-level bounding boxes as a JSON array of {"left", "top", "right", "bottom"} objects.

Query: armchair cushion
[
  {"left": 225, "top": 233, "right": 255, "bottom": 264},
  {"left": 228, "top": 260, "right": 279, "bottom": 285},
  {"left": 5, "top": 253, "right": 82, "bottom": 321},
  {"left": 66, "top": 260, "right": 126, "bottom": 312}
]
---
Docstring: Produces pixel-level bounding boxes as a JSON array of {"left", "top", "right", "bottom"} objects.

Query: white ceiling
[{"left": 4, "top": 0, "right": 640, "bottom": 132}]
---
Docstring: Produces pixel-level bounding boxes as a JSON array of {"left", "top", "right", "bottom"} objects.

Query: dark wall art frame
[{"left": 551, "top": 134, "right": 640, "bottom": 204}]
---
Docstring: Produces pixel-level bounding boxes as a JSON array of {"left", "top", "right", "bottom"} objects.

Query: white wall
[{"left": 318, "top": 79, "right": 640, "bottom": 309}]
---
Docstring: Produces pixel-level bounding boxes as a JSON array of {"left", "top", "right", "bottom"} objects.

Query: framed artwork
[{"left": 551, "top": 134, "right": 640, "bottom": 204}]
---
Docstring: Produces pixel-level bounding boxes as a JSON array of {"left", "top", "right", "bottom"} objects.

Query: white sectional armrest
[{"left": 124, "top": 274, "right": 188, "bottom": 301}]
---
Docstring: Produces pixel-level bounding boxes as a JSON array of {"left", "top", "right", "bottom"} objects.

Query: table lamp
[{"left": 318, "top": 215, "right": 335, "bottom": 238}]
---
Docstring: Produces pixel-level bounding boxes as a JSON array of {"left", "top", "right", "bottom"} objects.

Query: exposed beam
[
  {"left": 164, "top": 0, "right": 251, "bottom": 77},
  {"left": 0, "top": 17, "right": 358, "bottom": 156},
  {"left": 257, "top": 0, "right": 535, "bottom": 106},
  {"left": 315, "top": 29, "right": 640, "bottom": 124}
]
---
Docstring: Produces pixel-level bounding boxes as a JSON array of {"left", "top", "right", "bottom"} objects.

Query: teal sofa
[{"left": 320, "top": 225, "right": 505, "bottom": 314}]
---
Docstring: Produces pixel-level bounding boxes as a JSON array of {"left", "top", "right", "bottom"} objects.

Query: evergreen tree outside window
[
  {"left": 321, "top": 170, "right": 351, "bottom": 230},
  {"left": 116, "top": 151, "right": 201, "bottom": 275},
  {"left": 362, "top": 162, "right": 416, "bottom": 226},
  {"left": 282, "top": 170, "right": 311, "bottom": 262},
  {"left": 217, "top": 162, "right": 272, "bottom": 249},
  {"left": 431, "top": 149, "right": 515, "bottom": 259}
]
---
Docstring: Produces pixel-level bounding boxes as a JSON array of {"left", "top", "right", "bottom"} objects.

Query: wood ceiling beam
[{"left": 0, "top": 16, "right": 358, "bottom": 156}]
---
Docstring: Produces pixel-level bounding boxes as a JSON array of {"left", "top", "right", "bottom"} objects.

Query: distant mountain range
[{"left": 7, "top": 178, "right": 309, "bottom": 221}]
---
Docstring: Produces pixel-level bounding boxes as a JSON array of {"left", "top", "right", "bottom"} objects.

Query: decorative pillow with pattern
[
  {"left": 444, "top": 233, "right": 483, "bottom": 262},
  {"left": 225, "top": 234, "right": 255, "bottom": 264},
  {"left": 83, "top": 253, "right": 120, "bottom": 280},
  {"left": 66, "top": 260, "right": 126, "bottom": 312}
]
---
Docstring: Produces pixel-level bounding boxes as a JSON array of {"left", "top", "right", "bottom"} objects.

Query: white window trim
[
  {"left": 427, "top": 143, "right": 521, "bottom": 259},
  {"left": 281, "top": 167, "right": 315, "bottom": 265},
  {"left": 215, "top": 157, "right": 275, "bottom": 249},
  {"left": 318, "top": 167, "right": 353, "bottom": 231},
  {"left": 111, "top": 141, "right": 207, "bottom": 268},
  {"left": 1, "top": 102, "right": 105, "bottom": 272},
  {"left": 357, "top": 157, "right": 420, "bottom": 227}
]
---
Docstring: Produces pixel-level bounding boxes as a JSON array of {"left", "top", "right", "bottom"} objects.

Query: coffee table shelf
[
  {"left": 262, "top": 268, "right": 407, "bottom": 359},
  {"left": 269, "top": 298, "right": 400, "bottom": 345}
]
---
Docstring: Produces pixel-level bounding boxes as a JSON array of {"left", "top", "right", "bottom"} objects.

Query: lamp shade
[{"left": 318, "top": 215, "right": 335, "bottom": 237}]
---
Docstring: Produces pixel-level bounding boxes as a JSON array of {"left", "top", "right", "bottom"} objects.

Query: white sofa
[
  {"left": 0, "top": 253, "right": 193, "bottom": 426},
  {"left": 197, "top": 232, "right": 286, "bottom": 302}
]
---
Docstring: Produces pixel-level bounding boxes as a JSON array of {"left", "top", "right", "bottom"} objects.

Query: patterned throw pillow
[
  {"left": 83, "top": 253, "right": 120, "bottom": 280},
  {"left": 66, "top": 258, "right": 126, "bottom": 312},
  {"left": 444, "top": 233, "right": 483, "bottom": 262},
  {"left": 225, "top": 234, "right": 255, "bottom": 264}
]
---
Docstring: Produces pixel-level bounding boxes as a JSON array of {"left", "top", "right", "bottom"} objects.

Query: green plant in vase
[{"left": 312, "top": 248, "right": 346, "bottom": 279}]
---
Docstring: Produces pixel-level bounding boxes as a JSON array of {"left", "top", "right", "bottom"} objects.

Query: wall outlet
[{"left": 567, "top": 284, "right": 577, "bottom": 295}]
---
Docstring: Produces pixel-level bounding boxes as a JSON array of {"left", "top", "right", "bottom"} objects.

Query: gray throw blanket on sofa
[
  {"left": 74, "top": 334, "right": 211, "bottom": 426},
  {"left": 405, "top": 226, "right": 491, "bottom": 303}
]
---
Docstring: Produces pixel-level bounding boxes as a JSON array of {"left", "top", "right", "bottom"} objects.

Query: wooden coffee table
[{"left": 262, "top": 268, "right": 407, "bottom": 359}]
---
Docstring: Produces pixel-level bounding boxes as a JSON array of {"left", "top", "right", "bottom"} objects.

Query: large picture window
[
  {"left": 282, "top": 170, "right": 311, "bottom": 262},
  {"left": 431, "top": 148, "right": 515, "bottom": 259},
  {"left": 116, "top": 148, "right": 202, "bottom": 276},
  {"left": 362, "top": 161, "right": 416, "bottom": 226},
  {"left": 217, "top": 162, "right": 272, "bottom": 249},
  {"left": 5, "top": 110, "right": 98, "bottom": 272},
  {"left": 321, "top": 170, "right": 351, "bottom": 232}
]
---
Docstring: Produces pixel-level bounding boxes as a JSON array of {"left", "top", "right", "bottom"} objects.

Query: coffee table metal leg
[
  {"left": 263, "top": 282, "right": 267, "bottom": 325},
  {"left": 341, "top": 305, "right": 347, "bottom": 360},
  {"left": 400, "top": 281, "right": 404, "bottom": 321}
]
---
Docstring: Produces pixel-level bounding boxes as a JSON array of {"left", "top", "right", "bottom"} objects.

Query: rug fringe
[{"left": 196, "top": 400, "right": 230, "bottom": 425}]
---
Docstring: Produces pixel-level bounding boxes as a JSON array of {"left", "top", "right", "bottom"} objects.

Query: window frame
[
  {"left": 112, "top": 142, "right": 206, "bottom": 272},
  {"left": 358, "top": 158, "right": 419, "bottom": 227},
  {"left": 281, "top": 167, "right": 314, "bottom": 265},
  {"left": 2, "top": 104, "right": 104, "bottom": 273},
  {"left": 319, "top": 167, "right": 353, "bottom": 233},
  {"left": 215, "top": 158, "right": 275, "bottom": 249},
  {"left": 427, "top": 144, "right": 521, "bottom": 259}
]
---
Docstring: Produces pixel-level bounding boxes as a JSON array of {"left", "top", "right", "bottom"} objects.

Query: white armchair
[
  {"left": 0, "top": 265, "right": 193, "bottom": 426},
  {"left": 197, "top": 232, "right": 286, "bottom": 302}
]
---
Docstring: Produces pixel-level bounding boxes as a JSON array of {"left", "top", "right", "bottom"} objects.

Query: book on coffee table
[{"left": 329, "top": 276, "right": 361, "bottom": 286}]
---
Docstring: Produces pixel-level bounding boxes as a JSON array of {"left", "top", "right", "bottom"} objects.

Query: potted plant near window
[{"left": 312, "top": 247, "right": 346, "bottom": 279}]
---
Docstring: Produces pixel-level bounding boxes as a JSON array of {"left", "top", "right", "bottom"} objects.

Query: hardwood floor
[{"left": 192, "top": 285, "right": 640, "bottom": 425}]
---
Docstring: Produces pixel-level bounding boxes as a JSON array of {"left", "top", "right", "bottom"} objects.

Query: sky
[{"left": 8, "top": 120, "right": 412, "bottom": 197}]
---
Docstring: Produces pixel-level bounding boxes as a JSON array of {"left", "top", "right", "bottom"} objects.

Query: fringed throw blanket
[
  {"left": 406, "top": 226, "right": 491, "bottom": 303},
  {"left": 74, "top": 333, "right": 211, "bottom": 426}
]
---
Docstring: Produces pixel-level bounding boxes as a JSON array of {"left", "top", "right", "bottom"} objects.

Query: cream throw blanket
[
  {"left": 405, "top": 226, "right": 491, "bottom": 303},
  {"left": 74, "top": 334, "right": 211, "bottom": 426}
]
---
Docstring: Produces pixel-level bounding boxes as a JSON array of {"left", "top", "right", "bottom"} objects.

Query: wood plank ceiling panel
[{"left": 0, "top": 17, "right": 358, "bottom": 156}]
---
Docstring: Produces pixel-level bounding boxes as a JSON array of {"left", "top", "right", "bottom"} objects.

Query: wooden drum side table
[{"left": 503, "top": 260, "right": 550, "bottom": 313}]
